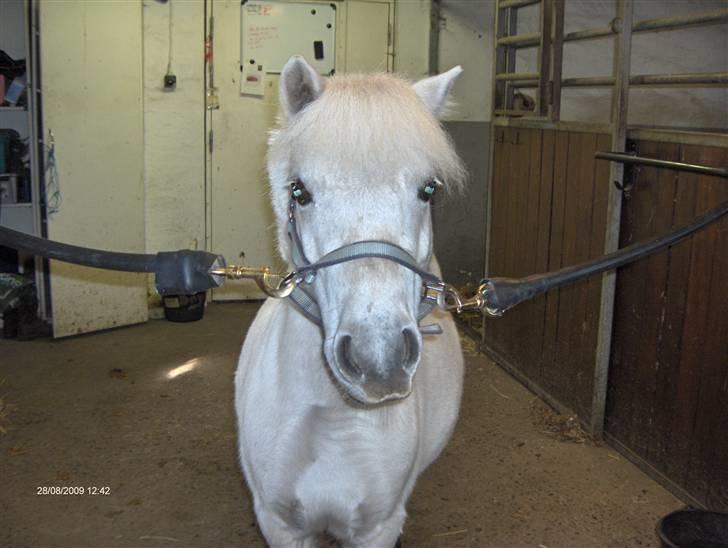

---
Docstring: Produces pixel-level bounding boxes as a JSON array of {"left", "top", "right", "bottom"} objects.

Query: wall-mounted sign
[{"left": 241, "top": 1, "right": 336, "bottom": 77}]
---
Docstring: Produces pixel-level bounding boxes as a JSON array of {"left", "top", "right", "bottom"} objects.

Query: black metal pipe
[{"left": 595, "top": 151, "right": 728, "bottom": 178}]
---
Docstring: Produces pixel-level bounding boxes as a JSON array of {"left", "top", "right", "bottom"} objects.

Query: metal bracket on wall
[{"left": 612, "top": 140, "right": 638, "bottom": 196}]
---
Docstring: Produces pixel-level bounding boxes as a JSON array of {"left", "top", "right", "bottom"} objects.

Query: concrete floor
[{"left": 0, "top": 303, "right": 681, "bottom": 547}]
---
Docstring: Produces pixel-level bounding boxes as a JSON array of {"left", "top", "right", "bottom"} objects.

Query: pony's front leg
[
  {"left": 256, "top": 506, "right": 319, "bottom": 548},
  {"left": 341, "top": 506, "right": 406, "bottom": 548}
]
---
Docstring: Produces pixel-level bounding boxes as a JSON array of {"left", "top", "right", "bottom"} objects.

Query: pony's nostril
[
  {"left": 401, "top": 327, "right": 421, "bottom": 374},
  {"left": 336, "top": 334, "right": 364, "bottom": 382}
]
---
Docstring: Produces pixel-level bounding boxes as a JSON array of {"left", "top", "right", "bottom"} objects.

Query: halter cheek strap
[{"left": 285, "top": 199, "right": 444, "bottom": 334}]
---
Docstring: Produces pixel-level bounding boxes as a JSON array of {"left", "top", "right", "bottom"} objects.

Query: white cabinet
[{"left": 40, "top": 1, "right": 148, "bottom": 336}]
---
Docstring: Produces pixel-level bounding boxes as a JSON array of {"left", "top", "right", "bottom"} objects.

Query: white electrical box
[{"left": 240, "top": 1, "right": 336, "bottom": 76}]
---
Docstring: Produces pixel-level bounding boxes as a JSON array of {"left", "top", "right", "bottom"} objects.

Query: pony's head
[{"left": 268, "top": 56, "right": 464, "bottom": 405}]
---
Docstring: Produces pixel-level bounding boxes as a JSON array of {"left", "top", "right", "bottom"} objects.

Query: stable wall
[
  {"left": 393, "top": 0, "right": 431, "bottom": 78},
  {"left": 484, "top": 127, "right": 612, "bottom": 423},
  {"left": 482, "top": 125, "right": 728, "bottom": 511},
  {"left": 431, "top": 0, "right": 493, "bottom": 288},
  {"left": 606, "top": 140, "right": 728, "bottom": 511},
  {"left": 482, "top": 0, "right": 728, "bottom": 509},
  {"left": 142, "top": 0, "right": 206, "bottom": 256}
]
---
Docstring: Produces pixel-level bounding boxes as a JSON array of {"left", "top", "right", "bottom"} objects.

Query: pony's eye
[
  {"left": 419, "top": 179, "right": 442, "bottom": 202},
  {"left": 291, "top": 179, "right": 313, "bottom": 206}
]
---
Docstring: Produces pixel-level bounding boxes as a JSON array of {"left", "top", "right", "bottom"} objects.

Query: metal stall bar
[
  {"left": 563, "top": 25, "right": 615, "bottom": 43},
  {"left": 594, "top": 152, "right": 728, "bottom": 178},
  {"left": 493, "top": 4, "right": 728, "bottom": 120},
  {"left": 499, "top": 0, "right": 541, "bottom": 9},
  {"left": 536, "top": 0, "right": 554, "bottom": 116},
  {"left": 428, "top": 0, "right": 440, "bottom": 75},
  {"left": 631, "top": 7, "right": 728, "bottom": 32},
  {"left": 25, "top": 1, "right": 49, "bottom": 319},
  {"left": 630, "top": 72, "right": 728, "bottom": 86},
  {"left": 493, "top": 0, "right": 523, "bottom": 112},
  {"left": 495, "top": 71, "right": 541, "bottom": 81},
  {"left": 591, "top": 0, "right": 633, "bottom": 439},
  {"left": 493, "top": 0, "right": 552, "bottom": 117},
  {"left": 497, "top": 32, "right": 541, "bottom": 47},
  {"left": 562, "top": 7, "right": 728, "bottom": 45},
  {"left": 550, "top": 0, "right": 564, "bottom": 120},
  {"left": 507, "top": 71, "right": 728, "bottom": 89},
  {"left": 496, "top": 7, "right": 728, "bottom": 49}
]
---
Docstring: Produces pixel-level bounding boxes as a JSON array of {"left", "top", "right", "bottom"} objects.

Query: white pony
[{"left": 235, "top": 56, "right": 465, "bottom": 547}]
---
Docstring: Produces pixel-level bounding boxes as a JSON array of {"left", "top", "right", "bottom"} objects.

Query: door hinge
[{"left": 208, "top": 129, "right": 214, "bottom": 154}]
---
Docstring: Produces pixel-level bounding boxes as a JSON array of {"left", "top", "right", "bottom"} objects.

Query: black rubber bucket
[
  {"left": 162, "top": 292, "right": 206, "bottom": 322},
  {"left": 657, "top": 509, "right": 728, "bottom": 548}
]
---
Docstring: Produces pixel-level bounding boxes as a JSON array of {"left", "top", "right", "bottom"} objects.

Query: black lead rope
[
  {"left": 0, "top": 224, "right": 226, "bottom": 296},
  {"left": 481, "top": 199, "right": 728, "bottom": 315},
  {"left": 478, "top": 151, "right": 728, "bottom": 316}
]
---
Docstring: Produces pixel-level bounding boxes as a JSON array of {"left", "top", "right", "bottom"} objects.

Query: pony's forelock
[{"left": 268, "top": 72, "right": 466, "bottom": 195}]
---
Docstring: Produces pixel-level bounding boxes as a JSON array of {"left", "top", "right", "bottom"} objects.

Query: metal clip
[
  {"left": 477, "top": 280, "right": 504, "bottom": 317},
  {"left": 444, "top": 284, "right": 486, "bottom": 314},
  {"left": 424, "top": 282, "right": 485, "bottom": 314},
  {"left": 426, "top": 281, "right": 504, "bottom": 317},
  {"left": 209, "top": 265, "right": 297, "bottom": 298},
  {"left": 422, "top": 281, "right": 447, "bottom": 307}
]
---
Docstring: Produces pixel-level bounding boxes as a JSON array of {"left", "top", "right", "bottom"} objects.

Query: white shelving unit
[{"left": 1, "top": 0, "right": 48, "bottom": 318}]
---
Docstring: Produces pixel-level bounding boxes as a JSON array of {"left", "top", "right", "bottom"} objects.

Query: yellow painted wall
[
  {"left": 142, "top": 0, "right": 206, "bottom": 256},
  {"left": 393, "top": 0, "right": 431, "bottom": 79}
]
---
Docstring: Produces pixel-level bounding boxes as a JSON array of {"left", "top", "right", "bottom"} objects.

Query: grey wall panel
[{"left": 433, "top": 121, "right": 489, "bottom": 288}]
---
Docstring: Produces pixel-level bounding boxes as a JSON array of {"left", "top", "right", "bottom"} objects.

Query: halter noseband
[{"left": 284, "top": 190, "right": 446, "bottom": 334}]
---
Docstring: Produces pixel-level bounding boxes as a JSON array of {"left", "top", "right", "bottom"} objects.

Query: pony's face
[{"left": 267, "top": 57, "right": 463, "bottom": 405}]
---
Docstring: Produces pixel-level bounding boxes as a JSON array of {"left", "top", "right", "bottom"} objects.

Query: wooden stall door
[
  {"left": 606, "top": 141, "right": 728, "bottom": 511},
  {"left": 484, "top": 127, "right": 611, "bottom": 423}
]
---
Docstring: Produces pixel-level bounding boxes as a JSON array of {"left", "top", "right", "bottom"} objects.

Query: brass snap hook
[{"left": 209, "top": 265, "right": 297, "bottom": 298}]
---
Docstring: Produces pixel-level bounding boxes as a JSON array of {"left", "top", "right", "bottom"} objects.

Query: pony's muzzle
[{"left": 333, "top": 325, "right": 421, "bottom": 404}]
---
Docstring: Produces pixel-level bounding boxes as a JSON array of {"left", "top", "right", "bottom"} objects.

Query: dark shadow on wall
[{"left": 433, "top": 121, "right": 490, "bottom": 289}]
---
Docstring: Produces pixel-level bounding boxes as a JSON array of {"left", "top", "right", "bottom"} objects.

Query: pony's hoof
[{"left": 394, "top": 537, "right": 402, "bottom": 548}]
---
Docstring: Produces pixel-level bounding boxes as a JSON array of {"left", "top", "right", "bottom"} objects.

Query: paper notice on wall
[{"left": 241, "top": 62, "right": 267, "bottom": 97}]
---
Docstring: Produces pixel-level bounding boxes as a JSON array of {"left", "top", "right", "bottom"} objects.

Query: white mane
[{"left": 268, "top": 72, "right": 466, "bottom": 194}]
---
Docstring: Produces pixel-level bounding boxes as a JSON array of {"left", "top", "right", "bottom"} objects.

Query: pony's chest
[
  {"left": 300, "top": 404, "right": 418, "bottom": 475},
  {"left": 280, "top": 406, "right": 418, "bottom": 532}
]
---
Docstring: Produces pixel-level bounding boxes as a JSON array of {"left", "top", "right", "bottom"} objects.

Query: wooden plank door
[
  {"left": 483, "top": 128, "right": 611, "bottom": 421},
  {"left": 605, "top": 140, "right": 728, "bottom": 510}
]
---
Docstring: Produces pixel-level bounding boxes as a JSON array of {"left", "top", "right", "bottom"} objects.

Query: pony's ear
[
  {"left": 412, "top": 66, "right": 463, "bottom": 117},
  {"left": 279, "top": 56, "right": 325, "bottom": 119}
]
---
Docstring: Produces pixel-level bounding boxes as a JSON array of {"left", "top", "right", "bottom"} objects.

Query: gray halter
[{"left": 284, "top": 198, "right": 445, "bottom": 334}]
